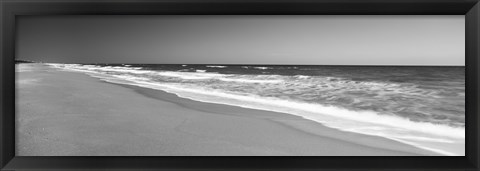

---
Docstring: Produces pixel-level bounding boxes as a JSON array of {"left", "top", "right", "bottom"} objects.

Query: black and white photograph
[{"left": 15, "top": 15, "right": 465, "bottom": 156}]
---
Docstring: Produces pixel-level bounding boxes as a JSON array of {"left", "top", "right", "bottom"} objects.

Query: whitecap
[
  {"left": 253, "top": 67, "right": 272, "bottom": 70},
  {"left": 206, "top": 65, "right": 227, "bottom": 68}
]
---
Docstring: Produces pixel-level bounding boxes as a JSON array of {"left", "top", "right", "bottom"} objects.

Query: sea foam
[{"left": 206, "top": 65, "right": 228, "bottom": 68}]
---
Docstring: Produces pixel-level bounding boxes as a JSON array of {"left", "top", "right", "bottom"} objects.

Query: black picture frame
[{"left": 1, "top": 0, "right": 479, "bottom": 170}]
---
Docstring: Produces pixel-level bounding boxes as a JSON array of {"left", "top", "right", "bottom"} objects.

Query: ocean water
[{"left": 46, "top": 63, "right": 465, "bottom": 155}]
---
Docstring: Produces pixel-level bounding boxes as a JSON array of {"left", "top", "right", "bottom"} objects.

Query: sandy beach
[{"left": 16, "top": 63, "right": 441, "bottom": 156}]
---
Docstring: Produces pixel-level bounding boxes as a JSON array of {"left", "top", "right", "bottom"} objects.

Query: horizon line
[{"left": 17, "top": 62, "right": 465, "bottom": 67}]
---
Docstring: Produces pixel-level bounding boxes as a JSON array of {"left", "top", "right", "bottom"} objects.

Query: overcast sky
[{"left": 17, "top": 15, "right": 464, "bottom": 65}]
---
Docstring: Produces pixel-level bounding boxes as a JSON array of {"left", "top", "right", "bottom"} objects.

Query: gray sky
[{"left": 17, "top": 15, "right": 464, "bottom": 65}]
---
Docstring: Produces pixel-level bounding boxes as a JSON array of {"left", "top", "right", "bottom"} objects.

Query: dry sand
[{"left": 16, "top": 63, "right": 440, "bottom": 156}]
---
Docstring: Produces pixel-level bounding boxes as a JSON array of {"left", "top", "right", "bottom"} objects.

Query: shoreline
[
  {"left": 17, "top": 63, "right": 443, "bottom": 156},
  {"left": 114, "top": 83, "right": 441, "bottom": 155},
  {"left": 115, "top": 81, "right": 464, "bottom": 156}
]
